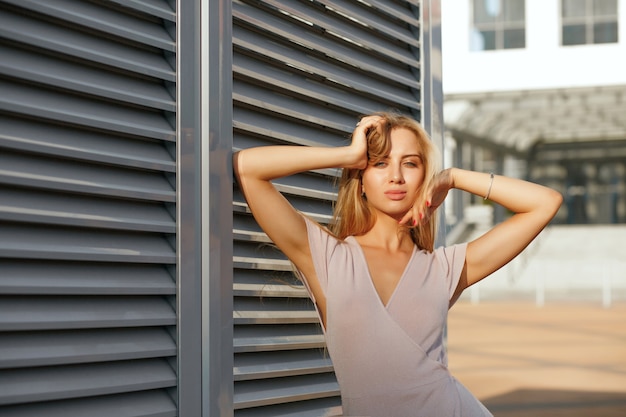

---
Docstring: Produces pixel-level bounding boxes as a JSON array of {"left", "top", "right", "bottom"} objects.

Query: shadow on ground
[{"left": 483, "top": 388, "right": 626, "bottom": 416}]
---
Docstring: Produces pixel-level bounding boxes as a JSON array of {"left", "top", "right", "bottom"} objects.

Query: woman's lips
[{"left": 384, "top": 190, "right": 406, "bottom": 200}]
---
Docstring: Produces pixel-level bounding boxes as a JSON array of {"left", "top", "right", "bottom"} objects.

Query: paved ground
[{"left": 447, "top": 301, "right": 626, "bottom": 416}]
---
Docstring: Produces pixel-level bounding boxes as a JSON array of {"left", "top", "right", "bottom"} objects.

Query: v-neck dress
[{"left": 296, "top": 217, "right": 493, "bottom": 417}]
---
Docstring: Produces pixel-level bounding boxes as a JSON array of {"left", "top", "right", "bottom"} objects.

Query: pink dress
[{"left": 297, "top": 217, "right": 493, "bottom": 417}]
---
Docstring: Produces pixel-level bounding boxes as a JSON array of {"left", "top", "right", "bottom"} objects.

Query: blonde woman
[{"left": 233, "top": 112, "right": 562, "bottom": 416}]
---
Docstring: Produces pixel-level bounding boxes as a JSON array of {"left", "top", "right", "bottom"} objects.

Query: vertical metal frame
[
  {"left": 178, "top": 0, "right": 234, "bottom": 416},
  {"left": 420, "top": 0, "right": 446, "bottom": 244},
  {"left": 178, "top": 1, "right": 202, "bottom": 414},
  {"left": 201, "top": 0, "right": 234, "bottom": 415}
]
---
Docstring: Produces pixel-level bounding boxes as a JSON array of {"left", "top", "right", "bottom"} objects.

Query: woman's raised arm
[
  {"left": 232, "top": 116, "right": 380, "bottom": 288},
  {"left": 234, "top": 145, "right": 357, "bottom": 265},
  {"left": 445, "top": 168, "right": 563, "bottom": 294}
]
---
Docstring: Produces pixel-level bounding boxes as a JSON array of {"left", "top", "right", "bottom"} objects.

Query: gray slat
[
  {"left": 0, "top": 261, "right": 174, "bottom": 295},
  {"left": 0, "top": 115, "right": 175, "bottom": 172},
  {"left": 0, "top": 224, "right": 175, "bottom": 263},
  {"left": 234, "top": 310, "right": 320, "bottom": 325},
  {"left": 235, "top": 398, "right": 342, "bottom": 417},
  {"left": 347, "top": 0, "right": 420, "bottom": 27},
  {"left": 0, "top": 296, "right": 176, "bottom": 331},
  {"left": 0, "top": 188, "right": 175, "bottom": 233},
  {"left": 0, "top": 360, "right": 176, "bottom": 405},
  {"left": 234, "top": 256, "right": 293, "bottom": 271},
  {"left": 234, "top": 374, "right": 340, "bottom": 409},
  {"left": 234, "top": 333, "right": 326, "bottom": 353},
  {"left": 0, "top": 150, "right": 175, "bottom": 202},
  {"left": 107, "top": 0, "right": 176, "bottom": 22},
  {"left": 0, "top": 391, "right": 177, "bottom": 417},
  {"left": 233, "top": 282, "right": 308, "bottom": 298},
  {"left": 0, "top": 328, "right": 176, "bottom": 368},
  {"left": 234, "top": 350, "right": 333, "bottom": 381},
  {"left": 0, "top": 80, "right": 175, "bottom": 141}
]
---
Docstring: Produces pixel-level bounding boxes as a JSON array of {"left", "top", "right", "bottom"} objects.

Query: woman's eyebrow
[{"left": 402, "top": 153, "right": 423, "bottom": 160}]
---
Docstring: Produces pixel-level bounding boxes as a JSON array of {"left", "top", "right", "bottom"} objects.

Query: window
[
  {"left": 561, "top": 0, "right": 618, "bottom": 46},
  {"left": 471, "top": 0, "right": 526, "bottom": 51}
]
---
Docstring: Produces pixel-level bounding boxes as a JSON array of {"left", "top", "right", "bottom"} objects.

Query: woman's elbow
[
  {"left": 544, "top": 188, "right": 563, "bottom": 219},
  {"left": 232, "top": 150, "right": 247, "bottom": 181}
]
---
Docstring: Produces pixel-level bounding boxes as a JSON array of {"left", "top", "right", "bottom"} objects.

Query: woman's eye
[{"left": 373, "top": 161, "right": 387, "bottom": 167}]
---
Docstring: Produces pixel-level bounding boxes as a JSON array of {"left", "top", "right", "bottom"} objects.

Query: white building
[
  {"left": 443, "top": 0, "right": 626, "bottom": 92},
  {"left": 441, "top": 0, "right": 626, "bottom": 225}
]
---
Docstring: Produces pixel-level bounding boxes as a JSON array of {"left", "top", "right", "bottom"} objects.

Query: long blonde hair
[{"left": 330, "top": 112, "right": 441, "bottom": 251}]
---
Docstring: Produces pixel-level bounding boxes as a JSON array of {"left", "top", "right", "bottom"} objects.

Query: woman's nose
[{"left": 390, "top": 167, "right": 404, "bottom": 183}]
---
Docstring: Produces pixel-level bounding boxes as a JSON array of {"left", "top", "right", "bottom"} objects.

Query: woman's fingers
[
  {"left": 399, "top": 210, "right": 413, "bottom": 226},
  {"left": 349, "top": 115, "right": 385, "bottom": 169},
  {"left": 354, "top": 115, "right": 383, "bottom": 136},
  {"left": 399, "top": 198, "right": 430, "bottom": 226},
  {"left": 350, "top": 117, "right": 375, "bottom": 168}
]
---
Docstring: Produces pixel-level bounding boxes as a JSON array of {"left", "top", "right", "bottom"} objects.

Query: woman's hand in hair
[{"left": 347, "top": 115, "right": 384, "bottom": 169}]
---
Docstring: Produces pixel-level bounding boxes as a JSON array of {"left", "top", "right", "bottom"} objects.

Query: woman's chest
[{"left": 361, "top": 249, "right": 412, "bottom": 306}]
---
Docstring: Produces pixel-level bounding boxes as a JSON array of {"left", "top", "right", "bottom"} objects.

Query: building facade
[{"left": 441, "top": 0, "right": 626, "bottom": 225}]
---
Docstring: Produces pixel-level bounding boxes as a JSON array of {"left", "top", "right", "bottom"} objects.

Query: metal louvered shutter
[
  {"left": 0, "top": 1, "right": 178, "bottom": 415},
  {"left": 232, "top": 1, "right": 424, "bottom": 416}
]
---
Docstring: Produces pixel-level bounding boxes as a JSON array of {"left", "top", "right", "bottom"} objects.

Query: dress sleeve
[
  {"left": 433, "top": 242, "right": 468, "bottom": 303},
  {"left": 295, "top": 215, "right": 338, "bottom": 303}
]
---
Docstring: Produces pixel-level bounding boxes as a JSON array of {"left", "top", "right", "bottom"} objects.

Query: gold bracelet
[{"left": 483, "top": 172, "right": 494, "bottom": 200}]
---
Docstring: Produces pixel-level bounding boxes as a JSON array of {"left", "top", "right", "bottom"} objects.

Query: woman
[{"left": 233, "top": 112, "right": 562, "bottom": 416}]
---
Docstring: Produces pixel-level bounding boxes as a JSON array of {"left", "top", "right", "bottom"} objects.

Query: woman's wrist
[
  {"left": 444, "top": 167, "right": 457, "bottom": 190},
  {"left": 342, "top": 144, "right": 368, "bottom": 170}
]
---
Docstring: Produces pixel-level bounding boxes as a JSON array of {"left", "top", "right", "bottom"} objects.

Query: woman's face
[{"left": 361, "top": 127, "right": 425, "bottom": 221}]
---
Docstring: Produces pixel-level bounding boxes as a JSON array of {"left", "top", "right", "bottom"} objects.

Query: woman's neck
[{"left": 355, "top": 217, "right": 414, "bottom": 252}]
